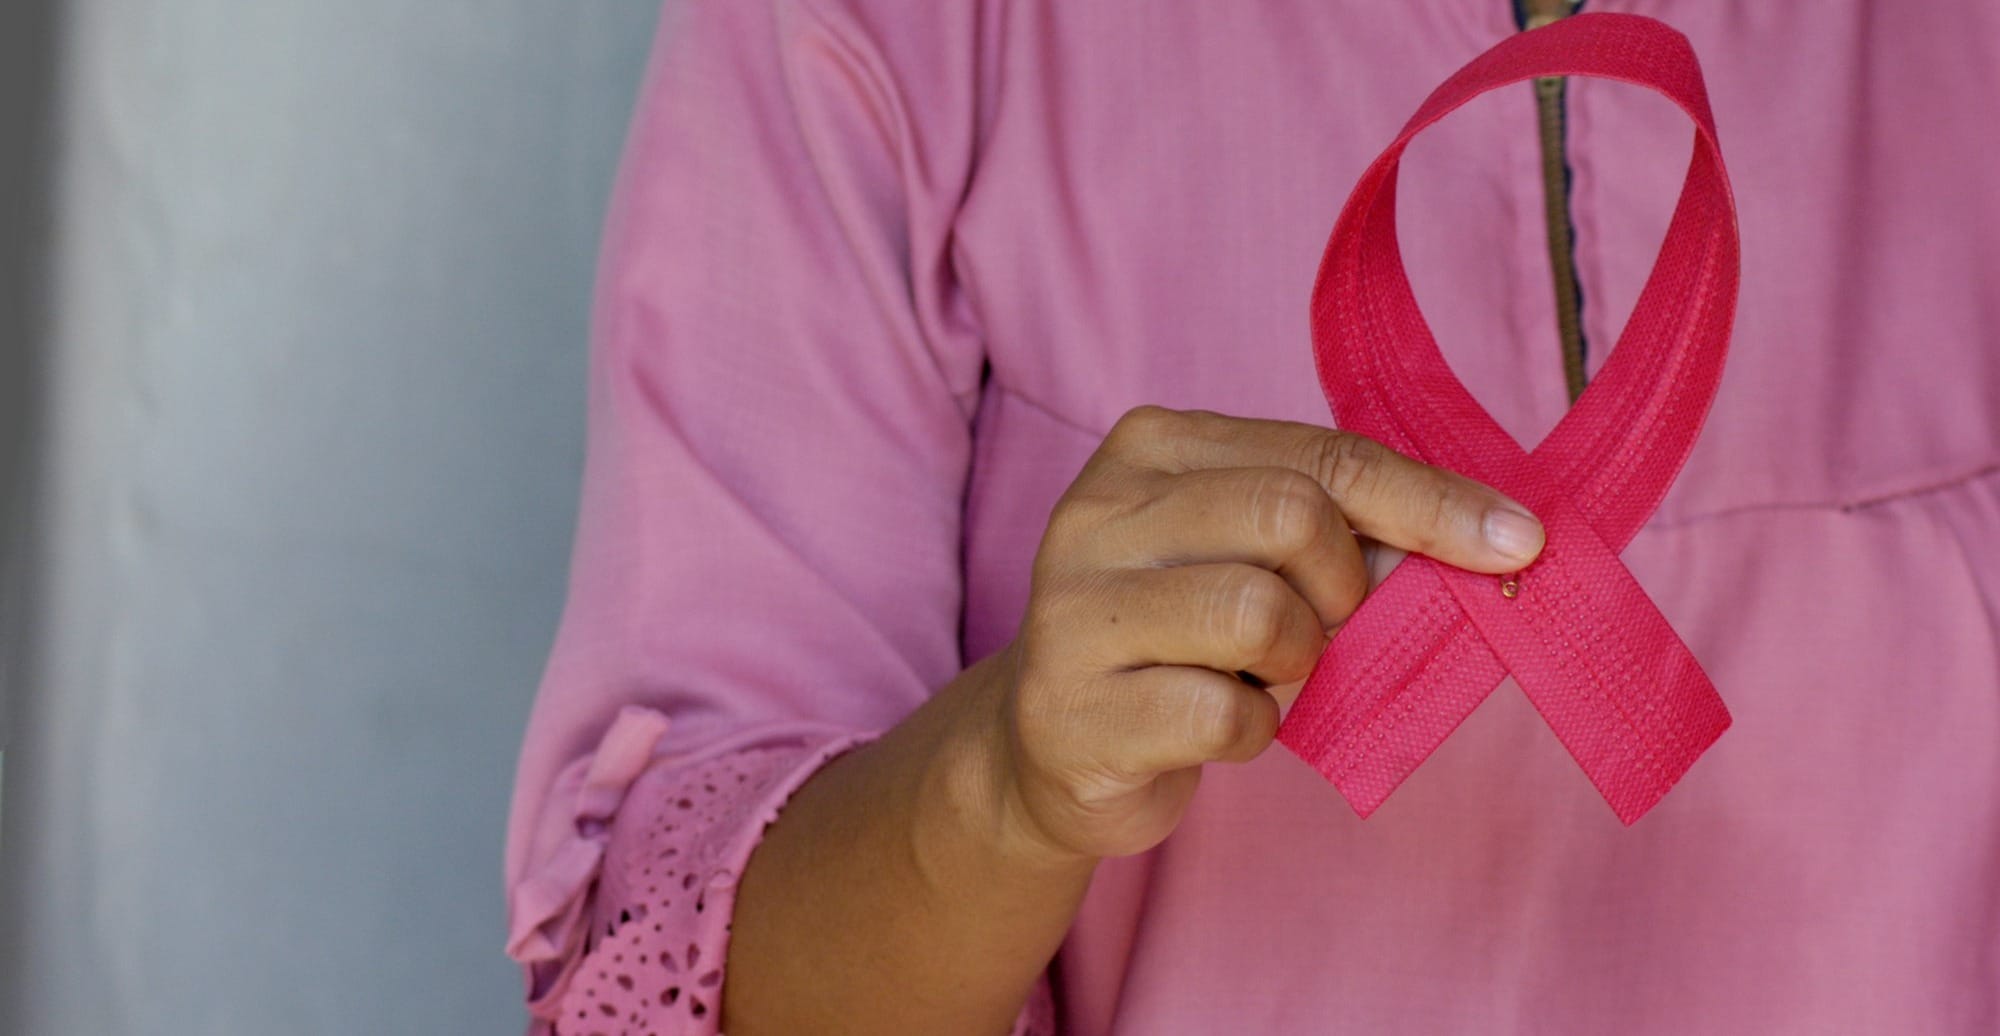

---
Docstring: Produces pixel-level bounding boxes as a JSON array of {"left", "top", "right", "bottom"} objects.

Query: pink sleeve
[{"left": 502, "top": 1, "right": 1056, "bottom": 1033}]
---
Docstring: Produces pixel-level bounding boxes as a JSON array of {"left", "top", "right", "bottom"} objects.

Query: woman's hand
[
  {"left": 993, "top": 405, "right": 1546, "bottom": 863},
  {"left": 726, "top": 404, "right": 1547, "bottom": 1035}
]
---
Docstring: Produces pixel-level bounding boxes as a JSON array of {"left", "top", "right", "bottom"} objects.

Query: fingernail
[{"left": 1482, "top": 505, "right": 1545, "bottom": 563}]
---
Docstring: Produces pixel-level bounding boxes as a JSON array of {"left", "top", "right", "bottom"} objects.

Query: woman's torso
[{"left": 930, "top": 2, "right": 2000, "bottom": 1031}]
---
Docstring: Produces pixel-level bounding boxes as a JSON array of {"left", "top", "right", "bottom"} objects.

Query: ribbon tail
[
  {"left": 1279, "top": 557, "right": 1509, "bottom": 817},
  {"left": 1436, "top": 503, "right": 1733, "bottom": 825}
]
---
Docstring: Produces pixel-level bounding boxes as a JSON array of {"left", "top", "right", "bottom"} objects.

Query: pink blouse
[{"left": 504, "top": 2, "right": 2000, "bottom": 1032}]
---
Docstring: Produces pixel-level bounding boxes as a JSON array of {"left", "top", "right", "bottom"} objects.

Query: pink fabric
[
  {"left": 507, "top": 1, "right": 2000, "bottom": 1032},
  {"left": 1280, "top": 14, "right": 1736, "bottom": 824},
  {"left": 508, "top": 705, "right": 674, "bottom": 1018}
]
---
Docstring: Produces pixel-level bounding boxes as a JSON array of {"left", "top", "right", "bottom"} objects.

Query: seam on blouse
[
  {"left": 987, "top": 377, "right": 1113, "bottom": 443},
  {"left": 1649, "top": 460, "right": 2000, "bottom": 528},
  {"left": 987, "top": 371, "right": 2000, "bottom": 533}
]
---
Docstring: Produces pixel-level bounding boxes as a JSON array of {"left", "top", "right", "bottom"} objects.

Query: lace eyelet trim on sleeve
[{"left": 547, "top": 723, "right": 1057, "bottom": 1035}]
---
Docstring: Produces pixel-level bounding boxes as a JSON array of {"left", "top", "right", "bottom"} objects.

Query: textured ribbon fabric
[{"left": 1275, "top": 13, "right": 1739, "bottom": 825}]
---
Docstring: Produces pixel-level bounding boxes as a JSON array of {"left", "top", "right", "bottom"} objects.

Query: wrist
[{"left": 921, "top": 645, "right": 1099, "bottom": 887}]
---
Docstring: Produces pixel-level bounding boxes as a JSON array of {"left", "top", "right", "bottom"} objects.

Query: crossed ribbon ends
[{"left": 1275, "top": 13, "right": 1740, "bottom": 825}]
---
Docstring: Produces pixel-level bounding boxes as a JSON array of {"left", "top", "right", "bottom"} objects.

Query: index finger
[{"left": 1117, "top": 406, "right": 1544, "bottom": 575}]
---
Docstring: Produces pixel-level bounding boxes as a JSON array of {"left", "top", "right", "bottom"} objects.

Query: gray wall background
[
  {"left": 0, "top": 0, "right": 56, "bottom": 783},
  {"left": 0, "top": 2, "right": 666, "bottom": 1032}
]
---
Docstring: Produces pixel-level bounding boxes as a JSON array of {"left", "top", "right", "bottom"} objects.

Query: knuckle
[
  {"left": 1177, "top": 407, "right": 1229, "bottom": 434},
  {"left": 1107, "top": 404, "right": 1180, "bottom": 452},
  {"left": 1039, "top": 497, "right": 1092, "bottom": 556},
  {"left": 1039, "top": 483, "right": 1124, "bottom": 563},
  {"left": 1211, "top": 568, "right": 1290, "bottom": 665},
  {"left": 1311, "top": 430, "right": 1387, "bottom": 503},
  {"left": 1246, "top": 468, "right": 1331, "bottom": 554},
  {"left": 1189, "top": 683, "right": 1260, "bottom": 758},
  {"left": 1188, "top": 693, "right": 1241, "bottom": 758},
  {"left": 1412, "top": 478, "right": 1458, "bottom": 550}
]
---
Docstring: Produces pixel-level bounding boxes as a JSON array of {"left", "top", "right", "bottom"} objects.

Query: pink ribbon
[{"left": 1277, "top": 13, "right": 1738, "bottom": 825}]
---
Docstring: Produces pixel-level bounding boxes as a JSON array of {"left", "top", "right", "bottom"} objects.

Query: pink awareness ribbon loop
[{"left": 1275, "top": 13, "right": 1739, "bottom": 825}]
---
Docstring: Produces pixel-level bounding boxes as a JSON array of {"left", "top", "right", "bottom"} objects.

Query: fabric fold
[{"left": 506, "top": 704, "right": 674, "bottom": 1018}]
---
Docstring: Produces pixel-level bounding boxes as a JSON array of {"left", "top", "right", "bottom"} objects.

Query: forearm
[{"left": 723, "top": 647, "right": 1093, "bottom": 1035}]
